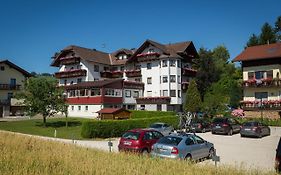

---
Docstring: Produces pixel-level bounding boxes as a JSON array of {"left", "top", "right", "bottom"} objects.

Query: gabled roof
[
  {"left": 233, "top": 43, "right": 281, "bottom": 62},
  {"left": 0, "top": 60, "right": 32, "bottom": 77},
  {"left": 96, "top": 108, "right": 131, "bottom": 114},
  {"left": 51, "top": 45, "right": 111, "bottom": 67},
  {"left": 127, "top": 39, "right": 197, "bottom": 62}
]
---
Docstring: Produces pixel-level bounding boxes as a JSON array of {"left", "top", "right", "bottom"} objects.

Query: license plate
[
  {"left": 244, "top": 128, "right": 251, "bottom": 131},
  {"left": 216, "top": 126, "right": 221, "bottom": 128},
  {"left": 157, "top": 148, "right": 166, "bottom": 153},
  {"left": 192, "top": 127, "right": 195, "bottom": 130},
  {"left": 124, "top": 141, "right": 132, "bottom": 145}
]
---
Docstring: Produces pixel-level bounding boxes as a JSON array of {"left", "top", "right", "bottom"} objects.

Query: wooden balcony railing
[
  {"left": 0, "top": 84, "right": 21, "bottom": 90},
  {"left": 243, "top": 78, "right": 281, "bottom": 88},
  {"left": 136, "top": 97, "right": 171, "bottom": 104},
  {"left": 125, "top": 70, "right": 141, "bottom": 77},
  {"left": 241, "top": 100, "right": 281, "bottom": 111},
  {"left": 59, "top": 56, "right": 80, "bottom": 65},
  {"left": 100, "top": 71, "right": 123, "bottom": 78},
  {"left": 136, "top": 52, "right": 160, "bottom": 62},
  {"left": 182, "top": 68, "right": 197, "bottom": 76},
  {"left": 54, "top": 69, "right": 87, "bottom": 78}
]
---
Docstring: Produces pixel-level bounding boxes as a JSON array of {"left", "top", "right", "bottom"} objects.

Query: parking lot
[{"left": 73, "top": 126, "right": 281, "bottom": 171}]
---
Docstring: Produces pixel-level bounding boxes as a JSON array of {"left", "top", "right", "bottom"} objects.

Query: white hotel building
[{"left": 51, "top": 40, "right": 198, "bottom": 118}]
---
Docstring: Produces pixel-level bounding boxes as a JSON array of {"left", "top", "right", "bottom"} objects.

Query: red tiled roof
[
  {"left": 233, "top": 43, "right": 281, "bottom": 62},
  {"left": 96, "top": 108, "right": 130, "bottom": 114}
]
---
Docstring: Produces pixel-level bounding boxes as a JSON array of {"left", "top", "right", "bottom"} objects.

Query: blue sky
[{"left": 0, "top": 0, "right": 280, "bottom": 73}]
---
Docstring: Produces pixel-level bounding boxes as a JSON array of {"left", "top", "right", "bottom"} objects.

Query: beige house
[
  {"left": 0, "top": 60, "right": 31, "bottom": 117},
  {"left": 233, "top": 43, "right": 281, "bottom": 118}
]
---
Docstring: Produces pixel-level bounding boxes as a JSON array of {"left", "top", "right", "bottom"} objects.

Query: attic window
[
  {"left": 148, "top": 48, "right": 155, "bottom": 53},
  {"left": 118, "top": 54, "right": 127, "bottom": 60},
  {"left": 0, "top": 66, "right": 4, "bottom": 71}
]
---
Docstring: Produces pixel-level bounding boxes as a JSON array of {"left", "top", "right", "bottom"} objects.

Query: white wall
[{"left": 68, "top": 104, "right": 102, "bottom": 118}]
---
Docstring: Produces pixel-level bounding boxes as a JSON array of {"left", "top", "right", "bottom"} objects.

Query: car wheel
[
  {"left": 202, "top": 128, "right": 206, "bottom": 133},
  {"left": 185, "top": 154, "right": 192, "bottom": 161},
  {"left": 228, "top": 129, "right": 233, "bottom": 136},
  {"left": 208, "top": 148, "right": 215, "bottom": 159},
  {"left": 258, "top": 132, "right": 262, "bottom": 138},
  {"left": 240, "top": 134, "right": 244, "bottom": 137},
  {"left": 211, "top": 130, "right": 215, "bottom": 134}
]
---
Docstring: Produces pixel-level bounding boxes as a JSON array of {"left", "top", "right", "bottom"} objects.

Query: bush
[
  {"left": 236, "top": 118, "right": 281, "bottom": 126},
  {"left": 130, "top": 110, "right": 176, "bottom": 119},
  {"left": 81, "top": 116, "right": 178, "bottom": 138}
]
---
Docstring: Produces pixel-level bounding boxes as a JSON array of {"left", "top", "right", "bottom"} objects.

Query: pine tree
[
  {"left": 184, "top": 79, "right": 202, "bottom": 114},
  {"left": 246, "top": 34, "right": 259, "bottom": 47},
  {"left": 259, "top": 22, "right": 277, "bottom": 44}
]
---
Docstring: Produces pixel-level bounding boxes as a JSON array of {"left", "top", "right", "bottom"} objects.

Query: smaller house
[{"left": 96, "top": 108, "right": 131, "bottom": 120}]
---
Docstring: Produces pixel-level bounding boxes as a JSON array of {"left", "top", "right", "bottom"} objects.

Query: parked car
[
  {"left": 211, "top": 117, "right": 240, "bottom": 135},
  {"left": 190, "top": 118, "right": 211, "bottom": 133},
  {"left": 151, "top": 133, "right": 214, "bottom": 161},
  {"left": 118, "top": 128, "right": 164, "bottom": 154},
  {"left": 240, "top": 121, "right": 270, "bottom": 138},
  {"left": 276, "top": 137, "right": 281, "bottom": 173},
  {"left": 149, "top": 122, "right": 174, "bottom": 136}
]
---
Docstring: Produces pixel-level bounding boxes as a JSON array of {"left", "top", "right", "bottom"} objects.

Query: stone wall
[{"left": 244, "top": 110, "right": 281, "bottom": 119}]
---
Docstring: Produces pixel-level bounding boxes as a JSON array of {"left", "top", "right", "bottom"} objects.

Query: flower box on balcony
[
  {"left": 125, "top": 70, "right": 141, "bottom": 77},
  {"left": 55, "top": 69, "right": 87, "bottom": 78},
  {"left": 59, "top": 56, "right": 80, "bottom": 65},
  {"left": 136, "top": 96, "right": 171, "bottom": 104}
]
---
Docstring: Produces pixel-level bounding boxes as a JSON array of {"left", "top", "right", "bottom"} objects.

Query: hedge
[
  {"left": 130, "top": 110, "right": 176, "bottom": 119},
  {"left": 81, "top": 116, "right": 178, "bottom": 138},
  {"left": 236, "top": 118, "right": 281, "bottom": 127}
]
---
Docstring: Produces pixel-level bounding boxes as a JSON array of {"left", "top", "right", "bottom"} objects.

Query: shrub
[{"left": 81, "top": 116, "right": 178, "bottom": 138}]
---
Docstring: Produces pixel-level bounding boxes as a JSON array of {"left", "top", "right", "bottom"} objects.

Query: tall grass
[{"left": 0, "top": 132, "right": 276, "bottom": 175}]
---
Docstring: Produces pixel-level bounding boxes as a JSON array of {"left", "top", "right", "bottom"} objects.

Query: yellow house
[
  {"left": 0, "top": 60, "right": 31, "bottom": 117},
  {"left": 233, "top": 43, "right": 281, "bottom": 118}
]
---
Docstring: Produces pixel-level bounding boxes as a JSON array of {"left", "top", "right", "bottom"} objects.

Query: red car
[{"left": 118, "top": 128, "right": 164, "bottom": 154}]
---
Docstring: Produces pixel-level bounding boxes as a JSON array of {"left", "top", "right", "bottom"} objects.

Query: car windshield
[
  {"left": 122, "top": 132, "right": 140, "bottom": 140},
  {"left": 150, "top": 123, "right": 163, "bottom": 128},
  {"left": 243, "top": 122, "right": 258, "bottom": 127},
  {"left": 213, "top": 118, "right": 226, "bottom": 123},
  {"left": 157, "top": 136, "right": 182, "bottom": 146}
]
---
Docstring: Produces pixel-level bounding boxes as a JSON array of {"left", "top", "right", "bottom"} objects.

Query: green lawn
[{"left": 0, "top": 117, "right": 90, "bottom": 140}]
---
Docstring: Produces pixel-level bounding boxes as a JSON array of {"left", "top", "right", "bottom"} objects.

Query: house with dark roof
[
  {"left": 233, "top": 43, "right": 281, "bottom": 118},
  {"left": 0, "top": 60, "right": 31, "bottom": 117},
  {"left": 51, "top": 39, "right": 198, "bottom": 118}
]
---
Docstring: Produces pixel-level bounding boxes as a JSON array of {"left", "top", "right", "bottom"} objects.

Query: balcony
[
  {"left": 181, "top": 82, "right": 190, "bottom": 91},
  {"left": 0, "top": 84, "right": 21, "bottom": 90},
  {"left": 243, "top": 78, "right": 281, "bottom": 88},
  {"left": 55, "top": 69, "right": 87, "bottom": 79},
  {"left": 182, "top": 68, "right": 197, "bottom": 76},
  {"left": 59, "top": 56, "right": 80, "bottom": 65},
  {"left": 136, "top": 52, "right": 160, "bottom": 62},
  {"left": 136, "top": 97, "right": 171, "bottom": 104},
  {"left": 125, "top": 70, "right": 141, "bottom": 77},
  {"left": 241, "top": 100, "right": 281, "bottom": 111},
  {"left": 100, "top": 71, "right": 123, "bottom": 78}
]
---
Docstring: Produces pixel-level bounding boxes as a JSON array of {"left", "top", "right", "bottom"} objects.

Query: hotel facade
[
  {"left": 51, "top": 40, "right": 198, "bottom": 118},
  {"left": 233, "top": 43, "right": 281, "bottom": 118}
]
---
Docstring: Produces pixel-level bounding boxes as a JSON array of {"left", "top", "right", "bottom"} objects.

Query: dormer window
[{"left": 117, "top": 54, "right": 128, "bottom": 60}]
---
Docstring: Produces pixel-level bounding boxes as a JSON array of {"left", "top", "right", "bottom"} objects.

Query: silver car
[
  {"left": 149, "top": 122, "right": 174, "bottom": 136},
  {"left": 151, "top": 133, "right": 214, "bottom": 161}
]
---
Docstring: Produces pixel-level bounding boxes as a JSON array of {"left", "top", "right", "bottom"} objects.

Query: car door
[
  {"left": 143, "top": 131, "right": 155, "bottom": 151},
  {"left": 184, "top": 137, "right": 200, "bottom": 160},
  {"left": 192, "top": 135, "right": 209, "bottom": 159},
  {"left": 231, "top": 118, "right": 240, "bottom": 132}
]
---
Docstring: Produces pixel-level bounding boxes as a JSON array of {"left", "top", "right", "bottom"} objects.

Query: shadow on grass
[
  {"left": 0, "top": 121, "right": 7, "bottom": 123},
  {"left": 35, "top": 121, "right": 82, "bottom": 128}
]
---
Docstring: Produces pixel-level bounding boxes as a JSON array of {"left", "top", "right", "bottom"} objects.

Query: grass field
[
  {"left": 0, "top": 132, "right": 276, "bottom": 175},
  {"left": 0, "top": 117, "right": 89, "bottom": 139}
]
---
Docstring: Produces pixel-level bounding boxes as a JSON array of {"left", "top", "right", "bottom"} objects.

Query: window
[
  {"left": 170, "top": 90, "right": 176, "bottom": 97},
  {"left": 177, "top": 60, "right": 181, "bottom": 68},
  {"left": 135, "top": 65, "right": 141, "bottom": 70},
  {"left": 248, "top": 72, "right": 254, "bottom": 79},
  {"left": 118, "top": 55, "right": 123, "bottom": 60},
  {"left": 178, "top": 90, "right": 181, "bottom": 97},
  {"left": 79, "top": 89, "right": 86, "bottom": 96},
  {"left": 170, "top": 75, "right": 176, "bottom": 83},
  {"left": 104, "top": 67, "right": 109, "bottom": 71},
  {"left": 71, "top": 106, "right": 74, "bottom": 111},
  {"left": 162, "top": 60, "right": 167, "bottom": 67},
  {"left": 135, "top": 78, "right": 141, "bottom": 82},
  {"left": 91, "top": 89, "right": 100, "bottom": 96},
  {"left": 147, "top": 91, "right": 152, "bottom": 96},
  {"left": 77, "top": 78, "right": 82, "bottom": 83},
  {"left": 7, "top": 92, "right": 13, "bottom": 99},
  {"left": 133, "top": 91, "right": 139, "bottom": 98},
  {"left": 193, "top": 135, "right": 205, "bottom": 144},
  {"left": 163, "top": 90, "right": 168, "bottom": 96},
  {"left": 147, "top": 77, "right": 152, "bottom": 84},
  {"left": 147, "top": 63, "right": 152, "bottom": 69},
  {"left": 0, "top": 66, "right": 4, "bottom": 71},
  {"left": 64, "top": 79, "right": 67, "bottom": 85},
  {"left": 148, "top": 48, "right": 154, "bottom": 53},
  {"left": 266, "top": 70, "right": 273, "bottom": 79},
  {"left": 120, "top": 66, "right": 124, "bottom": 71},
  {"left": 125, "top": 90, "right": 131, "bottom": 97},
  {"left": 78, "top": 106, "right": 81, "bottom": 111},
  {"left": 70, "top": 81, "right": 74, "bottom": 84},
  {"left": 162, "top": 76, "right": 168, "bottom": 83},
  {"left": 185, "top": 137, "right": 195, "bottom": 145},
  {"left": 85, "top": 106, "right": 88, "bottom": 111},
  {"left": 255, "top": 92, "right": 268, "bottom": 101},
  {"left": 255, "top": 71, "right": 265, "bottom": 79},
  {"left": 94, "top": 65, "right": 99, "bottom": 72},
  {"left": 178, "top": 75, "right": 181, "bottom": 84},
  {"left": 143, "top": 131, "right": 153, "bottom": 140},
  {"left": 152, "top": 131, "right": 163, "bottom": 139},
  {"left": 69, "top": 90, "right": 75, "bottom": 97},
  {"left": 159, "top": 61, "right": 161, "bottom": 68},
  {"left": 170, "top": 60, "right": 176, "bottom": 67},
  {"left": 94, "top": 78, "right": 99, "bottom": 81},
  {"left": 160, "top": 76, "right": 161, "bottom": 84}
]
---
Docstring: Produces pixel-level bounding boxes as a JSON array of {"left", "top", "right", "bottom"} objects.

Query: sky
[{"left": 0, "top": 0, "right": 280, "bottom": 74}]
